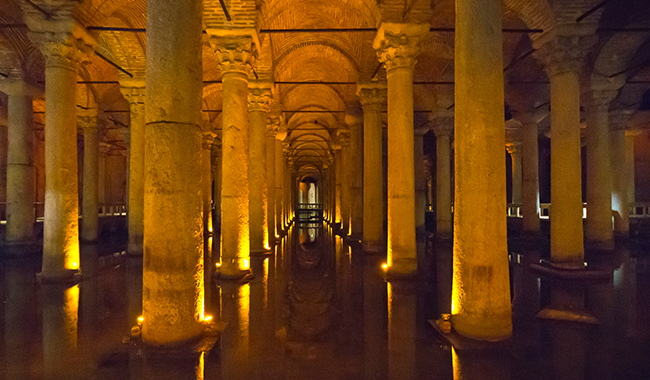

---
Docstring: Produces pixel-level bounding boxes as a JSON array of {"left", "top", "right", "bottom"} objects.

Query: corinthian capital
[
  {"left": 120, "top": 81, "right": 146, "bottom": 118},
  {"left": 532, "top": 26, "right": 597, "bottom": 76},
  {"left": 248, "top": 83, "right": 273, "bottom": 113},
  {"left": 373, "top": 23, "right": 429, "bottom": 72},
  {"left": 266, "top": 115, "right": 281, "bottom": 137},
  {"left": 77, "top": 108, "right": 103, "bottom": 130},
  {"left": 357, "top": 83, "right": 387, "bottom": 111},
  {"left": 29, "top": 31, "right": 95, "bottom": 71},
  {"left": 337, "top": 129, "right": 350, "bottom": 146},
  {"left": 207, "top": 29, "right": 259, "bottom": 76}
]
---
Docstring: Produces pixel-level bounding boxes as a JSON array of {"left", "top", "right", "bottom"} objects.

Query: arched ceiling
[{"left": 0, "top": 0, "right": 649, "bottom": 174}]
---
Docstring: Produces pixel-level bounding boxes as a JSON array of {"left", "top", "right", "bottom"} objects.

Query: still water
[{"left": 1, "top": 224, "right": 650, "bottom": 379}]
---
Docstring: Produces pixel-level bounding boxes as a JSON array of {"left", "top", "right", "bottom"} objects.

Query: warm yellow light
[
  {"left": 72, "top": 261, "right": 78, "bottom": 269},
  {"left": 137, "top": 316, "right": 144, "bottom": 324},
  {"left": 242, "top": 258, "right": 250, "bottom": 270},
  {"left": 203, "top": 315, "right": 213, "bottom": 322},
  {"left": 382, "top": 263, "right": 389, "bottom": 270},
  {"left": 215, "top": 262, "right": 221, "bottom": 268}
]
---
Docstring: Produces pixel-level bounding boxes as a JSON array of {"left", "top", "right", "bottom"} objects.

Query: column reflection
[
  {"left": 387, "top": 281, "right": 417, "bottom": 380},
  {"left": 42, "top": 284, "right": 79, "bottom": 379}
]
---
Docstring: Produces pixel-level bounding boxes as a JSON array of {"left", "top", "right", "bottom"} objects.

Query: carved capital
[
  {"left": 77, "top": 109, "right": 102, "bottom": 130},
  {"left": 373, "top": 23, "right": 429, "bottom": 72},
  {"left": 533, "top": 33, "right": 597, "bottom": 76},
  {"left": 248, "top": 85, "right": 272, "bottom": 113},
  {"left": 210, "top": 34, "right": 256, "bottom": 76},
  {"left": 337, "top": 129, "right": 350, "bottom": 147},
  {"left": 29, "top": 31, "right": 94, "bottom": 71},
  {"left": 506, "top": 141, "right": 522, "bottom": 155},
  {"left": 266, "top": 115, "right": 280, "bottom": 137},
  {"left": 202, "top": 131, "right": 216, "bottom": 149},
  {"left": 357, "top": 84, "right": 387, "bottom": 111},
  {"left": 610, "top": 108, "right": 635, "bottom": 132}
]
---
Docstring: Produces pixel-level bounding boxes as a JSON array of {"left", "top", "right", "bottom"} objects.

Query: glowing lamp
[
  {"left": 72, "top": 261, "right": 78, "bottom": 269},
  {"left": 203, "top": 315, "right": 213, "bottom": 322},
  {"left": 382, "top": 263, "right": 389, "bottom": 270},
  {"left": 242, "top": 258, "right": 250, "bottom": 270},
  {"left": 215, "top": 262, "right": 222, "bottom": 268},
  {"left": 137, "top": 316, "right": 144, "bottom": 324}
]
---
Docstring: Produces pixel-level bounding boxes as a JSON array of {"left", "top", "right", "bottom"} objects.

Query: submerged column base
[
  {"left": 385, "top": 258, "right": 417, "bottom": 280},
  {"left": 37, "top": 269, "right": 82, "bottom": 284}
]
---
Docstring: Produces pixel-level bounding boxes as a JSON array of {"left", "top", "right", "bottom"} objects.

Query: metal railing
[
  {"left": 507, "top": 202, "right": 650, "bottom": 219},
  {"left": 0, "top": 202, "right": 126, "bottom": 223}
]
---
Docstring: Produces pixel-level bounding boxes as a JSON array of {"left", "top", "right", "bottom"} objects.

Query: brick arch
[{"left": 502, "top": 0, "right": 556, "bottom": 36}]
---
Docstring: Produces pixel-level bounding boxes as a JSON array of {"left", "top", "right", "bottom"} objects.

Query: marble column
[
  {"left": 266, "top": 117, "right": 279, "bottom": 240},
  {"left": 143, "top": 0, "right": 205, "bottom": 344},
  {"left": 275, "top": 137, "right": 284, "bottom": 235},
  {"left": 610, "top": 109, "right": 633, "bottom": 237},
  {"left": 452, "top": 0, "right": 512, "bottom": 340},
  {"left": 358, "top": 84, "right": 386, "bottom": 252},
  {"left": 27, "top": 23, "right": 96, "bottom": 281},
  {"left": 431, "top": 113, "right": 453, "bottom": 240},
  {"left": 585, "top": 86, "right": 620, "bottom": 250},
  {"left": 248, "top": 83, "right": 272, "bottom": 253},
  {"left": 516, "top": 113, "right": 541, "bottom": 233},
  {"left": 1, "top": 79, "right": 40, "bottom": 243},
  {"left": 212, "top": 135, "right": 223, "bottom": 232},
  {"left": 533, "top": 28, "right": 596, "bottom": 268},
  {"left": 506, "top": 141, "right": 523, "bottom": 205},
  {"left": 373, "top": 23, "right": 428, "bottom": 277},
  {"left": 338, "top": 129, "right": 351, "bottom": 234},
  {"left": 120, "top": 82, "right": 146, "bottom": 255},
  {"left": 79, "top": 109, "right": 101, "bottom": 243},
  {"left": 414, "top": 128, "right": 427, "bottom": 235},
  {"left": 334, "top": 147, "right": 342, "bottom": 225},
  {"left": 209, "top": 30, "right": 258, "bottom": 279},
  {"left": 202, "top": 130, "right": 216, "bottom": 236},
  {"left": 346, "top": 107, "right": 364, "bottom": 240}
]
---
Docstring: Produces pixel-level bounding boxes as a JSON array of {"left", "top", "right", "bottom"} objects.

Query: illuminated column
[
  {"left": 506, "top": 141, "right": 523, "bottom": 205},
  {"left": 452, "top": 0, "right": 512, "bottom": 341},
  {"left": 373, "top": 23, "right": 428, "bottom": 277},
  {"left": 266, "top": 117, "right": 279, "bottom": 240},
  {"left": 414, "top": 127, "right": 427, "bottom": 235},
  {"left": 334, "top": 146, "right": 342, "bottom": 224},
  {"left": 27, "top": 22, "right": 96, "bottom": 280},
  {"left": 213, "top": 134, "right": 222, "bottom": 232},
  {"left": 610, "top": 109, "right": 633, "bottom": 237},
  {"left": 1, "top": 79, "right": 39, "bottom": 243},
  {"left": 516, "top": 113, "right": 541, "bottom": 233},
  {"left": 585, "top": 85, "right": 620, "bottom": 250},
  {"left": 358, "top": 84, "right": 386, "bottom": 252},
  {"left": 202, "top": 130, "right": 216, "bottom": 236},
  {"left": 209, "top": 30, "right": 258, "bottom": 278},
  {"left": 79, "top": 109, "right": 101, "bottom": 243},
  {"left": 346, "top": 107, "right": 364, "bottom": 239},
  {"left": 42, "top": 285, "right": 79, "bottom": 379},
  {"left": 431, "top": 113, "right": 453, "bottom": 239},
  {"left": 120, "top": 82, "right": 146, "bottom": 255},
  {"left": 275, "top": 137, "right": 284, "bottom": 234},
  {"left": 248, "top": 83, "right": 272, "bottom": 253},
  {"left": 533, "top": 28, "right": 596, "bottom": 267},
  {"left": 338, "top": 129, "right": 351, "bottom": 234},
  {"left": 387, "top": 282, "right": 417, "bottom": 380},
  {"left": 98, "top": 142, "right": 109, "bottom": 209},
  {"left": 142, "top": 0, "right": 204, "bottom": 344}
]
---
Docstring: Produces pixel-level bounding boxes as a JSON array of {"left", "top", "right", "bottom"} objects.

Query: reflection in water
[
  {"left": 42, "top": 284, "right": 80, "bottom": 379},
  {"left": 387, "top": 282, "right": 417, "bottom": 380}
]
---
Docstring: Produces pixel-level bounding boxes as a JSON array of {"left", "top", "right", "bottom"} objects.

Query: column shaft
[
  {"left": 275, "top": 139, "right": 284, "bottom": 234},
  {"left": 143, "top": 0, "right": 204, "bottom": 344},
  {"left": 452, "top": 0, "right": 512, "bottom": 340},
  {"left": 625, "top": 133, "right": 635, "bottom": 205},
  {"left": 6, "top": 94, "right": 35, "bottom": 242},
  {"left": 202, "top": 137, "right": 213, "bottom": 235},
  {"left": 585, "top": 99, "right": 614, "bottom": 249},
  {"left": 360, "top": 97, "right": 384, "bottom": 252},
  {"left": 340, "top": 141, "right": 350, "bottom": 234},
  {"left": 248, "top": 107, "right": 268, "bottom": 252},
  {"left": 414, "top": 131, "right": 426, "bottom": 235},
  {"left": 266, "top": 130, "right": 276, "bottom": 240},
  {"left": 349, "top": 121, "right": 363, "bottom": 238},
  {"left": 436, "top": 133, "right": 452, "bottom": 238},
  {"left": 81, "top": 122, "right": 99, "bottom": 242},
  {"left": 335, "top": 149, "right": 342, "bottom": 224},
  {"left": 522, "top": 120, "right": 541, "bottom": 233},
  {"left": 509, "top": 144, "right": 523, "bottom": 204},
  {"left": 610, "top": 127, "right": 628, "bottom": 236}
]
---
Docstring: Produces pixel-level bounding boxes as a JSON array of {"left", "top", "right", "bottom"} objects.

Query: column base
[
  {"left": 215, "top": 268, "right": 254, "bottom": 283},
  {"left": 37, "top": 269, "right": 82, "bottom": 284},
  {"left": 250, "top": 247, "right": 273, "bottom": 256},
  {"left": 362, "top": 243, "right": 384, "bottom": 254},
  {"left": 129, "top": 320, "right": 221, "bottom": 354},
  {"left": 384, "top": 259, "right": 418, "bottom": 280},
  {"left": 536, "top": 307, "right": 599, "bottom": 325},
  {"left": 530, "top": 260, "right": 612, "bottom": 281},
  {"left": 429, "top": 318, "right": 512, "bottom": 352}
]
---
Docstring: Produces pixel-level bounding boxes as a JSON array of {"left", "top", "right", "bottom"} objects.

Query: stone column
[
  {"left": 506, "top": 141, "right": 523, "bottom": 205},
  {"left": 208, "top": 30, "right": 258, "bottom": 279},
  {"left": 358, "top": 84, "right": 386, "bottom": 252},
  {"left": 120, "top": 82, "right": 146, "bottom": 255},
  {"left": 338, "top": 129, "right": 351, "bottom": 235},
  {"left": 346, "top": 107, "right": 364, "bottom": 240},
  {"left": 610, "top": 109, "right": 633, "bottom": 237},
  {"left": 625, "top": 130, "right": 638, "bottom": 207},
  {"left": 79, "top": 109, "right": 101, "bottom": 243},
  {"left": 1, "top": 79, "right": 40, "bottom": 243},
  {"left": 275, "top": 137, "right": 284, "bottom": 235},
  {"left": 585, "top": 85, "right": 620, "bottom": 250},
  {"left": 373, "top": 23, "right": 428, "bottom": 277},
  {"left": 533, "top": 28, "right": 596, "bottom": 268},
  {"left": 452, "top": 0, "right": 512, "bottom": 341},
  {"left": 212, "top": 135, "right": 223, "bottom": 232},
  {"left": 516, "top": 112, "right": 541, "bottom": 233},
  {"left": 26, "top": 22, "right": 96, "bottom": 281},
  {"left": 142, "top": 0, "right": 205, "bottom": 344},
  {"left": 266, "top": 117, "right": 279, "bottom": 240},
  {"left": 414, "top": 128, "right": 427, "bottom": 235},
  {"left": 334, "top": 147, "right": 342, "bottom": 225},
  {"left": 202, "top": 130, "right": 216, "bottom": 235},
  {"left": 248, "top": 83, "right": 272, "bottom": 253},
  {"left": 98, "top": 142, "right": 109, "bottom": 208},
  {"left": 431, "top": 113, "right": 454, "bottom": 240}
]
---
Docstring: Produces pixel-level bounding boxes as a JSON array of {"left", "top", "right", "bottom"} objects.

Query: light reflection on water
[{"left": 1, "top": 229, "right": 650, "bottom": 379}]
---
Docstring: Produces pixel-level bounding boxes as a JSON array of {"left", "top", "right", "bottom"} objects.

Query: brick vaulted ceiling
[{"left": 1, "top": 0, "right": 650, "bottom": 170}]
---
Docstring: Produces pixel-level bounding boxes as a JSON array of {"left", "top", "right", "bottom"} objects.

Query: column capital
[
  {"left": 372, "top": 23, "right": 429, "bottom": 72},
  {"left": 266, "top": 115, "right": 281, "bottom": 137},
  {"left": 345, "top": 105, "right": 363, "bottom": 128},
  {"left": 207, "top": 29, "right": 259, "bottom": 76},
  {"left": 77, "top": 108, "right": 103, "bottom": 130},
  {"left": 609, "top": 108, "right": 635, "bottom": 131},
  {"left": 429, "top": 110, "right": 454, "bottom": 137},
  {"left": 120, "top": 83, "right": 146, "bottom": 119},
  {"left": 506, "top": 141, "right": 523, "bottom": 155},
  {"left": 248, "top": 82, "right": 273, "bottom": 113},
  {"left": 282, "top": 141, "right": 292, "bottom": 156},
  {"left": 0, "top": 78, "right": 43, "bottom": 97},
  {"left": 357, "top": 83, "right": 387, "bottom": 110},
  {"left": 202, "top": 131, "right": 216, "bottom": 149},
  {"left": 336, "top": 129, "right": 350, "bottom": 147},
  {"left": 532, "top": 25, "right": 597, "bottom": 76}
]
